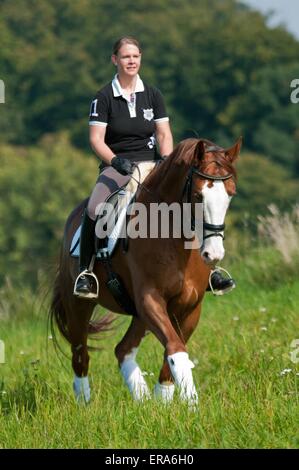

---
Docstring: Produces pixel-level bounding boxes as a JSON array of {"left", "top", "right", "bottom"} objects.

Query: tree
[{"left": 0, "top": 133, "right": 96, "bottom": 286}]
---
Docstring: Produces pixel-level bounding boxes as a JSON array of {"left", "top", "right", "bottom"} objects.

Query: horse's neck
[{"left": 151, "top": 161, "right": 190, "bottom": 204}]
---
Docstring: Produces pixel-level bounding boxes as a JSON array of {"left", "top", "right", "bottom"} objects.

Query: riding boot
[
  {"left": 74, "top": 209, "right": 96, "bottom": 296},
  {"left": 206, "top": 270, "right": 236, "bottom": 295}
]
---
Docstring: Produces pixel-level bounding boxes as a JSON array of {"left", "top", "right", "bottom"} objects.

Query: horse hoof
[
  {"left": 73, "top": 375, "right": 91, "bottom": 404},
  {"left": 154, "top": 382, "right": 175, "bottom": 403}
]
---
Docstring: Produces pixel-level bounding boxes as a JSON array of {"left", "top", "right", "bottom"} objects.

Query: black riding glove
[{"left": 111, "top": 156, "right": 134, "bottom": 176}]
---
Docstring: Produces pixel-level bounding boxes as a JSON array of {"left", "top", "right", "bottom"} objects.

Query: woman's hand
[{"left": 111, "top": 156, "right": 134, "bottom": 175}]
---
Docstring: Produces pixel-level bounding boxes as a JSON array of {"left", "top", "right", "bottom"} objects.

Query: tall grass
[
  {"left": 258, "top": 204, "right": 299, "bottom": 264},
  {"left": 0, "top": 207, "right": 298, "bottom": 449}
]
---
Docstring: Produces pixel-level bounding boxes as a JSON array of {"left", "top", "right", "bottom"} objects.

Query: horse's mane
[{"left": 147, "top": 138, "right": 236, "bottom": 187}]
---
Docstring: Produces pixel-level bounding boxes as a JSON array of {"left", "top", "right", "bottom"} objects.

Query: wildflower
[
  {"left": 20, "top": 351, "right": 25, "bottom": 355},
  {"left": 259, "top": 307, "right": 267, "bottom": 313},
  {"left": 280, "top": 368, "right": 292, "bottom": 376},
  {"left": 260, "top": 326, "right": 268, "bottom": 331},
  {"left": 48, "top": 335, "right": 53, "bottom": 340},
  {"left": 233, "top": 316, "right": 239, "bottom": 321}
]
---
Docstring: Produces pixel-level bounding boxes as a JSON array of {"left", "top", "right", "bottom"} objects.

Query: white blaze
[{"left": 201, "top": 181, "right": 231, "bottom": 263}]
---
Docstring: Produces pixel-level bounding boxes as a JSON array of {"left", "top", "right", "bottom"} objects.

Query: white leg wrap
[
  {"left": 120, "top": 348, "right": 151, "bottom": 401},
  {"left": 73, "top": 375, "right": 91, "bottom": 403},
  {"left": 167, "top": 352, "right": 198, "bottom": 406},
  {"left": 154, "top": 382, "right": 175, "bottom": 403}
]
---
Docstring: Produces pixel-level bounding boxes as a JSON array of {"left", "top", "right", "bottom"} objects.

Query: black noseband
[{"left": 203, "top": 222, "right": 225, "bottom": 240}]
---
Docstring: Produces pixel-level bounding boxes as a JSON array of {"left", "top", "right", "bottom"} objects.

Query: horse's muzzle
[{"left": 201, "top": 246, "right": 225, "bottom": 266}]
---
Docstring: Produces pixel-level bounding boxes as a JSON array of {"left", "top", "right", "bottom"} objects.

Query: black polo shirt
[{"left": 89, "top": 74, "right": 169, "bottom": 167}]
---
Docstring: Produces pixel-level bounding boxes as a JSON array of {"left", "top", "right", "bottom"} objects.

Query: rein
[{"left": 129, "top": 162, "right": 165, "bottom": 204}]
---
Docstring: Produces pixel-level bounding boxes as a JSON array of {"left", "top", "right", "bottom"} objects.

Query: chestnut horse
[{"left": 49, "top": 137, "right": 241, "bottom": 406}]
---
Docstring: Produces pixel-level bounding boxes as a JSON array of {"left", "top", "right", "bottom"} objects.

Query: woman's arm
[
  {"left": 89, "top": 125, "right": 115, "bottom": 165},
  {"left": 155, "top": 121, "right": 174, "bottom": 157}
]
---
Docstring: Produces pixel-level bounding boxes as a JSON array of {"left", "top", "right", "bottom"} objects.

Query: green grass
[{"left": 0, "top": 247, "right": 298, "bottom": 448}]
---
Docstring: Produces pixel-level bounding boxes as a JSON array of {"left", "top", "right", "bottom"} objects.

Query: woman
[{"left": 74, "top": 36, "right": 234, "bottom": 297}]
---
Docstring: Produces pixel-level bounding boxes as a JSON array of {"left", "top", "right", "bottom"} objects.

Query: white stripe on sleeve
[
  {"left": 89, "top": 121, "right": 108, "bottom": 127},
  {"left": 154, "top": 117, "right": 169, "bottom": 123}
]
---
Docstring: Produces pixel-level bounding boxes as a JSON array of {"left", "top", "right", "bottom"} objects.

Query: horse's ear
[
  {"left": 194, "top": 139, "right": 205, "bottom": 164},
  {"left": 225, "top": 136, "right": 242, "bottom": 162}
]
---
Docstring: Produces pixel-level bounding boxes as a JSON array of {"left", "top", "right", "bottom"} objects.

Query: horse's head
[{"left": 190, "top": 137, "right": 241, "bottom": 266}]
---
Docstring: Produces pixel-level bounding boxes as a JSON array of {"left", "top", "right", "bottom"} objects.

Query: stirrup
[
  {"left": 73, "top": 270, "right": 99, "bottom": 299},
  {"left": 208, "top": 266, "right": 235, "bottom": 296}
]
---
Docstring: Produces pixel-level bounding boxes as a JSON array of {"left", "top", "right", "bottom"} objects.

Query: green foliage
[
  {"left": 1, "top": 0, "right": 299, "bottom": 173},
  {"left": 229, "top": 153, "right": 299, "bottom": 229},
  {"left": 0, "top": 133, "right": 96, "bottom": 286}
]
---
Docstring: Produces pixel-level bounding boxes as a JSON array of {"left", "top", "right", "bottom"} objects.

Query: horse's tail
[
  {"left": 49, "top": 201, "right": 85, "bottom": 346},
  {"left": 49, "top": 263, "right": 70, "bottom": 344},
  {"left": 49, "top": 261, "right": 117, "bottom": 349},
  {"left": 49, "top": 200, "right": 117, "bottom": 349}
]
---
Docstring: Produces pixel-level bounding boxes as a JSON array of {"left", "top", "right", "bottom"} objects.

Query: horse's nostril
[{"left": 202, "top": 252, "right": 209, "bottom": 259}]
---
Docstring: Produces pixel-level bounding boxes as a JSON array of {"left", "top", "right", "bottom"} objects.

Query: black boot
[
  {"left": 207, "top": 269, "right": 236, "bottom": 295},
  {"left": 74, "top": 209, "right": 97, "bottom": 297}
]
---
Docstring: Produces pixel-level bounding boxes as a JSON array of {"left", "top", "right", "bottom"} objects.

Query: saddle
[
  {"left": 70, "top": 161, "right": 156, "bottom": 260},
  {"left": 71, "top": 161, "right": 157, "bottom": 306}
]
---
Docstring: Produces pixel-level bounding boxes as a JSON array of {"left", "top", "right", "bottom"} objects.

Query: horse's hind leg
[
  {"left": 67, "top": 298, "right": 95, "bottom": 403},
  {"left": 114, "top": 317, "right": 151, "bottom": 401}
]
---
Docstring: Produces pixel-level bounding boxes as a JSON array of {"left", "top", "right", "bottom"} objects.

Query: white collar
[{"left": 112, "top": 74, "right": 144, "bottom": 98}]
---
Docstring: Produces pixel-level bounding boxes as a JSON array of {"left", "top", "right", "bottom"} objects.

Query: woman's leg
[
  {"left": 74, "top": 167, "right": 131, "bottom": 297},
  {"left": 87, "top": 167, "right": 131, "bottom": 220}
]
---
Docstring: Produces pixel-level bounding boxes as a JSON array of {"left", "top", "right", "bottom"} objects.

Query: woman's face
[{"left": 112, "top": 44, "right": 142, "bottom": 78}]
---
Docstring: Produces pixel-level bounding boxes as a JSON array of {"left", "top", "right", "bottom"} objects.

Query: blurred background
[{"left": 0, "top": 0, "right": 298, "bottom": 287}]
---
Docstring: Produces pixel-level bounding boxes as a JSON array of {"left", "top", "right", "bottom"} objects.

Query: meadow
[{"left": 0, "top": 210, "right": 298, "bottom": 449}]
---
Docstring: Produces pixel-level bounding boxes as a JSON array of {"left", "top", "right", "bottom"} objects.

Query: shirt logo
[
  {"left": 147, "top": 136, "right": 156, "bottom": 149},
  {"left": 143, "top": 108, "right": 154, "bottom": 121}
]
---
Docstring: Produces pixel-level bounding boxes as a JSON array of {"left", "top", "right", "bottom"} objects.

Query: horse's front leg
[
  {"left": 136, "top": 289, "right": 198, "bottom": 407},
  {"left": 155, "top": 305, "right": 202, "bottom": 403},
  {"left": 153, "top": 360, "right": 175, "bottom": 403},
  {"left": 115, "top": 317, "right": 151, "bottom": 401}
]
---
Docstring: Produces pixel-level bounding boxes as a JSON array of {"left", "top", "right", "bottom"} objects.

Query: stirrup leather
[
  {"left": 73, "top": 270, "right": 99, "bottom": 299},
  {"left": 208, "top": 266, "right": 235, "bottom": 296}
]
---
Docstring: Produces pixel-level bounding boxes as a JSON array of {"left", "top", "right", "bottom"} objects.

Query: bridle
[
  {"left": 131, "top": 148, "right": 233, "bottom": 241},
  {"left": 183, "top": 146, "right": 233, "bottom": 240}
]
